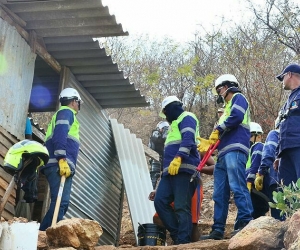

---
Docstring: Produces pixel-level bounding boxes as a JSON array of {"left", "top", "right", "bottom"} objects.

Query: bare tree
[{"left": 248, "top": 0, "right": 300, "bottom": 55}]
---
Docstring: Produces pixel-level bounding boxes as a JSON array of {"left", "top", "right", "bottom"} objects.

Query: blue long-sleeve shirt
[
  {"left": 216, "top": 93, "right": 251, "bottom": 157},
  {"left": 278, "top": 86, "right": 300, "bottom": 155},
  {"left": 163, "top": 113, "right": 200, "bottom": 176},
  {"left": 258, "top": 129, "right": 279, "bottom": 186},
  {"left": 42, "top": 107, "right": 80, "bottom": 172}
]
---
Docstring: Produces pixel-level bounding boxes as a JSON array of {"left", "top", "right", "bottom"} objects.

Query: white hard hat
[
  {"left": 59, "top": 88, "right": 82, "bottom": 102},
  {"left": 250, "top": 122, "right": 263, "bottom": 134},
  {"left": 157, "top": 121, "right": 169, "bottom": 130},
  {"left": 159, "top": 96, "right": 182, "bottom": 118},
  {"left": 217, "top": 108, "right": 224, "bottom": 113},
  {"left": 212, "top": 74, "right": 239, "bottom": 96}
]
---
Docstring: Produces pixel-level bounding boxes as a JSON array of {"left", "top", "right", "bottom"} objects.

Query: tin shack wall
[
  {"left": 61, "top": 72, "right": 124, "bottom": 245},
  {"left": 0, "top": 18, "right": 36, "bottom": 140}
]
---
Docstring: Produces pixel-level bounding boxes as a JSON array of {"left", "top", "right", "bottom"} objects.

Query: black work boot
[
  {"left": 200, "top": 230, "right": 224, "bottom": 240},
  {"left": 231, "top": 220, "right": 250, "bottom": 237}
]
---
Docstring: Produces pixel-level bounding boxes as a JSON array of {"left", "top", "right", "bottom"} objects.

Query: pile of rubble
[{"left": 37, "top": 218, "right": 102, "bottom": 250}]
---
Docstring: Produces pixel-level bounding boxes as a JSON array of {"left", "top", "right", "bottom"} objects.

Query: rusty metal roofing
[{"left": 1, "top": 0, "right": 149, "bottom": 110}]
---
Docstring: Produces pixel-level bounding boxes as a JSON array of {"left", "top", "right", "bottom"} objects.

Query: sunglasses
[{"left": 216, "top": 86, "right": 224, "bottom": 94}]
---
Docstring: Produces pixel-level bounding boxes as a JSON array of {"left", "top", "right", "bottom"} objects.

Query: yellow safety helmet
[{"left": 3, "top": 140, "right": 49, "bottom": 173}]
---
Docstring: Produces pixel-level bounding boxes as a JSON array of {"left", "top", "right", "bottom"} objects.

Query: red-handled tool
[{"left": 190, "top": 140, "right": 220, "bottom": 182}]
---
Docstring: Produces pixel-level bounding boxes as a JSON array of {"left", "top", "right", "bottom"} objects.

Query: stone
[
  {"left": 284, "top": 211, "right": 300, "bottom": 249},
  {"left": 46, "top": 218, "right": 103, "bottom": 250},
  {"left": 37, "top": 230, "right": 48, "bottom": 249},
  {"left": 228, "top": 216, "right": 286, "bottom": 250}
]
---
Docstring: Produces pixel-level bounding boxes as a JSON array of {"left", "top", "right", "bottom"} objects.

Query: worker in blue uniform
[
  {"left": 245, "top": 122, "right": 268, "bottom": 219},
  {"left": 273, "top": 63, "right": 300, "bottom": 186},
  {"left": 199, "top": 74, "right": 253, "bottom": 240},
  {"left": 154, "top": 96, "right": 200, "bottom": 244},
  {"left": 39, "top": 87, "right": 82, "bottom": 231},
  {"left": 255, "top": 117, "right": 284, "bottom": 220}
]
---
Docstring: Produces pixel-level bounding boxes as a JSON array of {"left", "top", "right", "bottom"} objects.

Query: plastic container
[
  {"left": 137, "top": 223, "right": 166, "bottom": 246},
  {"left": 0, "top": 221, "right": 39, "bottom": 250}
]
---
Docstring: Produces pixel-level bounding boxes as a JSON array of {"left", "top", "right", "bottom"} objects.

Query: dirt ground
[{"left": 118, "top": 173, "right": 237, "bottom": 246}]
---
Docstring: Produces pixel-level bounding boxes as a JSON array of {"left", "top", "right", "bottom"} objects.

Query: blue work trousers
[
  {"left": 212, "top": 150, "right": 253, "bottom": 234},
  {"left": 39, "top": 166, "right": 73, "bottom": 231},
  {"left": 278, "top": 147, "right": 300, "bottom": 186},
  {"left": 154, "top": 173, "right": 197, "bottom": 244}
]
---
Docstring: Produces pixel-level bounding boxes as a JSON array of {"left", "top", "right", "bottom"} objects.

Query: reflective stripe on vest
[
  {"left": 246, "top": 142, "right": 263, "bottom": 169},
  {"left": 165, "top": 111, "right": 199, "bottom": 147},
  {"left": 45, "top": 106, "right": 80, "bottom": 143},
  {"left": 218, "top": 93, "right": 250, "bottom": 128}
]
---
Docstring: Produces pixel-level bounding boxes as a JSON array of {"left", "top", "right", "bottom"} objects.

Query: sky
[{"left": 102, "top": 0, "right": 255, "bottom": 43}]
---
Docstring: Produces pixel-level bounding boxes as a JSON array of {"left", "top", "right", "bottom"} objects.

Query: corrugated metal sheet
[
  {"left": 110, "top": 119, "right": 155, "bottom": 245},
  {"left": 58, "top": 73, "right": 124, "bottom": 245},
  {"left": 1, "top": 0, "right": 149, "bottom": 110},
  {"left": 0, "top": 18, "right": 36, "bottom": 139}
]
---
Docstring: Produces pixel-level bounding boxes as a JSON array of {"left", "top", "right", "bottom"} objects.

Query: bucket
[{"left": 137, "top": 223, "right": 166, "bottom": 246}]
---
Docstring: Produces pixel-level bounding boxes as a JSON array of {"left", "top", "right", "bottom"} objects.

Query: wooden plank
[
  {"left": 2, "top": 208, "right": 14, "bottom": 220},
  {"left": 57, "top": 66, "right": 70, "bottom": 109},
  {"left": 29, "top": 30, "right": 37, "bottom": 53},
  {"left": 0, "top": 168, "right": 13, "bottom": 183},
  {"left": 0, "top": 189, "right": 16, "bottom": 206},
  {"left": 0, "top": 178, "right": 16, "bottom": 196},
  {"left": 0, "top": 6, "right": 61, "bottom": 73},
  {"left": 0, "top": 126, "right": 18, "bottom": 144},
  {"left": 143, "top": 144, "right": 159, "bottom": 162},
  {"left": 0, "top": 3, "right": 26, "bottom": 27}
]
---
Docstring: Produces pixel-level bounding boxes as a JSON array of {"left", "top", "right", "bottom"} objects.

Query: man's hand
[
  {"left": 58, "top": 159, "right": 71, "bottom": 178},
  {"left": 247, "top": 182, "right": 252, "bottom": 192},
  {"left": 273, "top": 158, "right": 280, "bottom": 172},
  {"left": 168, "top": 157, "right": 182, "bottom": 175},
  {"left": 197, "top": 137, "right": 211, "bottom": 153},
  {"left": 209, "top": 130, "right": 219, "bottom": 144},
  {"left": 148, "top": 191, "right": 156, "bottom": 201},
  {"left": 254, "top": 173, "right": 264, "bottom": 191}
]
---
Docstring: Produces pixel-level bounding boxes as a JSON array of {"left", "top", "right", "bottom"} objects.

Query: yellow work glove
[
  {"left": 168, "top": 157, "right": 182, "bottom": 175},
  {"left": 209, "top": 130, "right": 220, "bottom": 144},
  {"left": 58, "top": 158, "right": 71, "bottom": 178},
  {"left": 254, "top": 173, "right": 264, "bottom": 191},
  {"left": 196, "top": 136, "right": 211, "bottom": 154},
  {"left": 247, "top": 182, "right": 252, "bottom": 192}
]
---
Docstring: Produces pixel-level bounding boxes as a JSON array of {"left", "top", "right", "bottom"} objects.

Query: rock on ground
[{"left": 46, "top": 218, "right": 103, "bottom": 249}]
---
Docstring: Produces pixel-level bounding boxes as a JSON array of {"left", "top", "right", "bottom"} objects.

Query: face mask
[
  {"left": 216, "top": 95, "right": 224, "bottom": 104},
  {"left": 216, "top": 86, "right": 236, "bottom": 104}
]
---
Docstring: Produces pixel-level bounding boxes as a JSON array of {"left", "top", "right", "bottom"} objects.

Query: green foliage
[
  {"left": 144, "top": 70, "right": 160, "bottom": 86},
  {"left": 194, "top": 74, "right": 216, "bottom": 94},
  {"left": 269, "top": 178, "right": 300, "bottom": 218}
]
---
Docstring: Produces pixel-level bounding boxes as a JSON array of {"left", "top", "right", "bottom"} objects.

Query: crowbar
[
  {"left": 190, "top": 140, "right": 220, "bottom": 182},
  {"left": 51, "top": 175, "right": 66, "bottom": 227}
]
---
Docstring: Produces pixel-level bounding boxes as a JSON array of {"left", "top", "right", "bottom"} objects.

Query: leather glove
[
  {"left": 254, "top": 173, "right": 264, "bottom": 191},
  {"left": 247, "top": 182, "right": 252, "bottom": 192},
  {"left": 58, "top": 158, "right": 71, "bottom": 178},
  {"left": 209, "top": 130, "right": 219, "bottom": 144},
  {"left": 196, "top": 137, "right": 211, "bottom": 153},
  {"left": 168, "top": 157, "right": 182, "bottom": 175}
]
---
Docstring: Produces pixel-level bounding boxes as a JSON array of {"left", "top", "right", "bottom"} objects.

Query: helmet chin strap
[{"left": 217, "top": 86, "right": 235, "bottom": 104}]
